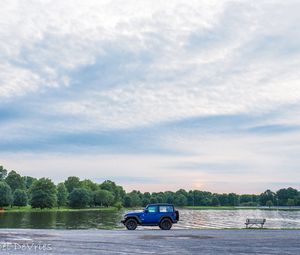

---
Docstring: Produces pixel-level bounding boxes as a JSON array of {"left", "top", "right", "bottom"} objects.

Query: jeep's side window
[
  {"left": 159, "top": 206, "right": 174, "bottom": 212},
  {"left": 147, "top": 206, "right": 157, "bottom": 213}
]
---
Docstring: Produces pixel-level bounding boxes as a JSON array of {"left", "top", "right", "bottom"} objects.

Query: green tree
[
  {"left": 240, "top": 194, "right": 254, "bottom": 206},
  {"left": 115, "top": 185, "right": 126, "bottom": 203},
  {"left": 266, "top": 200, "right": 273, "bottom": 208},
  {"left": 0, "top": 166, "right": 8, "bottom": 181},
  {"left": 94, "top": 189, "right": 115, "bottom": 207},
  {"left": 276, "top": 188, "right": 298, "bottom": 206},
  {"left": 64, "top": 176, "right": 81, "bottom": 193},
  {"left": 211, "top": 196, "right": 220, "bottom": 206},
  {"left": 69, "top": 188, "right": 92, "bottom": 208},
  {"left": 192, "top": 190, "right": 213, "bottom": 206},
  {"left": 227, "top": 193, "right": 239, "bottom": 206},
  {"left": 287, "top": 198, "right": 295, "bottom": 208},
  {"left": 295, "top": 196, "right": 300, "bottom": 206},
  {"left": 187, "top": 191, "right": 195, "bottom": 206},
  {"left": 100, "top": 180, "right": 125, "bottom": 203},
  {"left": 260, "top": 190, "right": 275, "bottom": 206},
  {"left": 128, "top": 192, "right": 142, "bottom": 207},
  {"left": 176, "top": 189, "right": 188, "bottom": 198},
  {"left": 150, "top": 196, "right": 158, "bottom": 204},
  {"left": 164, "top": 191, "right": 174, "bottom": 204},
  {"left": 23, "top": 176, "right": 37, "bottom": 190},
  {"left": 174, "top": 194, "right": 187, "bottom": 206},
  {"left": 0, "top": 181, "right": 12, "bottom": 208},
  {"left": 142, "top": 197, "right": 150, "bottom": 206},
  {"left": 5, "top": 170, "right": 25, "bottom": 192},
  {"left": 100, "top": 180, "right": 115, "bottom": 192},
  {"left": 123, "top": 195, "right": 132, "bottom": 207},
  {"left": 155, "top": 193, "right": 165, "bottom": 203},
  {"left": 30, "top": 178, "right": 57, "bottom": 209},
  {"left": 80, "top": 179, "right": 98, "bottom": 192},
  {"left": 57, "top": 183, "right": 68, "bottom": 208},
  {"left": 287, "top": 187, "right": 298, "bottom": 198},
  {"left": 13, "top": 189, "right": 28, "bottom": 207},
  {"left": 217, "top": 194, "right": 229, "bottom": 206}
]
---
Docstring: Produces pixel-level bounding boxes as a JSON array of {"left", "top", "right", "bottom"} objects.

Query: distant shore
[
  {"left": 1, "top": 205, "right": 300, "bottom": 213},
  {"left": 184, "top": 206, "right": 300, "bottom": 211},
  {"left": 0, "top": 206, "right": 118, "bottom": 213}
]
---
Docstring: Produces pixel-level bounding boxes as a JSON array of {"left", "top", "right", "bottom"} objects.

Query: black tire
[
  {"left": 125, "top": 219, "right": 138, "bottom": 230},
  {"left": 159, "top": 218, "right": 172, "bottom": 230}
]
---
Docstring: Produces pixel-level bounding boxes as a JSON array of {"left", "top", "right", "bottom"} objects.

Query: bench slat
[
  {"left": 246, "top": 219, "right": 266, "bottom": 223},
  {"left": 245, "top": 218, "right": 266, "bottom": 228}
]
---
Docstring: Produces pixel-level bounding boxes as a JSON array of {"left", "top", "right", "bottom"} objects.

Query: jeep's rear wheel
[
  {"left": 125, "top": 219, "right": 137, "bottom": 230},
  {"left": 159, "top": 218, "right": 172, "bottom": 230}
]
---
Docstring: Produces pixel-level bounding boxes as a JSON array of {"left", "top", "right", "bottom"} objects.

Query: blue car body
[{"left": 121, "top": 203, "right": 179, "bottom": 230}]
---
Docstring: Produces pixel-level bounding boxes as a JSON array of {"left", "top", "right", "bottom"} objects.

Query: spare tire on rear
[{"left": 175, "top": 210, "right": 179, "bottom": 221}]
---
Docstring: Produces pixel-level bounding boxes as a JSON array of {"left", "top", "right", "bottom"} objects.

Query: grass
[{"left": 1, "top": 206, "right": 119, "bottom": 213}]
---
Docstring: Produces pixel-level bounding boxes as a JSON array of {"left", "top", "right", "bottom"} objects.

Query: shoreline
[
  {"left": 2, "top": 205, "right": 300, "bottom": 213},
  {"left": 184, "top": 206, "right": 300, "bottom": 211},
  {"left": 0, "top": 206, "right": 119, "bottom": 213}
]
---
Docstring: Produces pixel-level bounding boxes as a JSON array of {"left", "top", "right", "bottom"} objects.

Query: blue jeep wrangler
[{"left": 121, "top": 204, "right": 179, "bottom": 230}]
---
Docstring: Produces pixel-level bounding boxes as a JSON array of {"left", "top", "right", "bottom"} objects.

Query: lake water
[{"left": 0, "top": 209, "right": 299, "bottom": 229}]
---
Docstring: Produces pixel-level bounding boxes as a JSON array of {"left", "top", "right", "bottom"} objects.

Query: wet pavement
[{"left": 0, "top": 229, "right": 300, "bottom": 254}]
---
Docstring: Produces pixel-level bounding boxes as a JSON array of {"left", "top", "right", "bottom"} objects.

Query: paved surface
[{"left": 0, "top": 229, "right": 300, "bottom": 254}]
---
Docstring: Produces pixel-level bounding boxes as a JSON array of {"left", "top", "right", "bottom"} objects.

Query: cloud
[
  {"left": 7, "top": 0, "right": 298, "bottom": 129},
  {"left": 1, "top": 0, "right": 300, "bottom": 191}
]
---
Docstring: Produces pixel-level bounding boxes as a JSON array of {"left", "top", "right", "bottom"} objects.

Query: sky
[{"left": 1, "top": 0, "right": 300, "bottom": 194}]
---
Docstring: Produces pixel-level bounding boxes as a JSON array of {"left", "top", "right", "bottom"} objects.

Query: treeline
[
  {"left": 0, "top": 165, "right": 300, "bottom": 209},
  {"left": 0, "top": 166, "right": 125, "bottom": 209},
  {"left": 124, "top": 188, "right": 300, "bottom": 207}
]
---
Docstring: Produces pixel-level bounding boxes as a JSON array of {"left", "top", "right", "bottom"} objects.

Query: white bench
[{"left": 245, "top": 219, "right": 266, "bottom": 228}]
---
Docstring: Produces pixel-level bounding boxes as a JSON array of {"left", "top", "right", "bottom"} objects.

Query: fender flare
[
  {"left": 159, "top": 216, "right": 173, "bottom": 224},
  {"left": 125, "top": 216, "right": 141, "bottom": 224}
]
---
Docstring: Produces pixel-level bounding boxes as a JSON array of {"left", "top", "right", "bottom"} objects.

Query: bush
[{"left": 115, "top": 201, "right": 123, "bottom": 210}]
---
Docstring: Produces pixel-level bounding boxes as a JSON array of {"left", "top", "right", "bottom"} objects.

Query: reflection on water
[
  {"left": 0, "top": 209, "right": 299, "bottom": 229},
  {"left": 175, "top": 209, "right": 300, "bottom": 229},
  {"left": 0, "top": 210, "right": 123, "bottom": 229}
]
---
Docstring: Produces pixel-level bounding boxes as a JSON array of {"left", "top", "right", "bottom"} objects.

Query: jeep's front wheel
[
  {"left": 125, "top": 219, "right": 137, "bottom": 230},
  {"left": 159, "top": 218, "right": 172, "bottom": 230}
]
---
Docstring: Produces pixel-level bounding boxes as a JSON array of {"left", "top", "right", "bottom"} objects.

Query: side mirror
[{"left": 144, "top": 209, "right": 149, "bottom": 213}]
